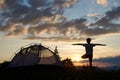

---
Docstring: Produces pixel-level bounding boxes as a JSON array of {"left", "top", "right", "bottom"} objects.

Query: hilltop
[{"left": 0, "top": 65, "right": 120, "bottom": 80}]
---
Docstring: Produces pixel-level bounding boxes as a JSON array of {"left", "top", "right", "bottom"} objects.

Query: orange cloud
[
  {"left": 87, "top": 13, "right": 99, "bottom": 17},
  {"left": 97, "top": 0, "right": 108, "bottom": 6}
]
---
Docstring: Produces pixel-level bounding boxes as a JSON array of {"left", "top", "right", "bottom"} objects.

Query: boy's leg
[
  {"left": 89, "top": 58, "right": 92, "bottom": 67},
  {"left": 81, "top": 54, "right": 88, "bottom": 59},
  {"left": 88, "top": 55, "right": 93, "bottom": 67}
]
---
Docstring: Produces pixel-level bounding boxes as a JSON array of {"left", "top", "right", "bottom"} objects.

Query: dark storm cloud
[
  {"left": 2, "top": 0, "right": 84, "bottom": 40},
  {"left": 0, "top": 0, "right": 79, "bottom": 40},
  {"left": 82, "top": 23, "right": 120, "bottom": 36},
  {"left": 29, "top": 0, "right": 49, "bottom": 7},
  {"left": 0, "top": 0, "right": 120, "bottom": 41},
  {"left": 2, "top": 0, "right": 53, "bottom": 24},
  {"left": 86, "top": 6, "right": 120, "bottom": 36},
  {"left": 1, "top": 0, "right": 78, "bottom": 24},
  {"left": 0, "top": 0, "right": 79, "bottom": 26},
  {"left": 91, "top": 6, "right": 120, "bottom": 26}
]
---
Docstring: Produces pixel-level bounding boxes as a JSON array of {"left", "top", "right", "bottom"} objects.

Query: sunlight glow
[{"left": 72, "top": 54, "right": 82, "bottom": 62}]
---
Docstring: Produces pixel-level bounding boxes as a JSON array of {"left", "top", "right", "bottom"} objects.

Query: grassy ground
[{"left": 0, "top": 65, "right": 120, "bottom": 80}]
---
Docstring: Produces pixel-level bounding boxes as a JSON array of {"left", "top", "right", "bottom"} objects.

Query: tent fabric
[{"left": 8, "top": 44, "right": 63, "bottom": 67}]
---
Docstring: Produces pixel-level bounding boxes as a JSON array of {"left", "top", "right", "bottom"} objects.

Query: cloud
[
  {"left": 87, "top": 6, "right": 120, "bottom": 36},
  {"left": 87, "top": 13, "right": 99, "bottom": 17},
  {"left": 81, "top": 24, "right": 120, "bottom": 36},
  {"left": 53, "top": 0, "right": 78, "bottom": 8},
  {"left": 0, "top": 0, "right": 80, "bottom": 39},
  {"left": 81, "top": 56, "right": 120, "bottom": 67},
  {"left": 24, "top": 18, "right": 87, "bottom": 41},
  {"left": 0, "top": 23, "right": 26, "bottom": 37},
  {"left": 23, "top": 35, "right": 84, "bottom": 42},
  {"left": 94, "top": 56, "right": 120, "bottom": 66},
  {"left": 0, "top": 0, "right": 78, "bottom": 24},
  {"left": 96, "top": 0, "right": 108, "bottom": 6},
  {"left": 86, "top": 13, "right": 100, "bottom": 21},
  {"left": 92, "top": 6, "right": 120, "bottom": 26},
  {"left": 0, "top": 0, "right": 120, "bottom": 41}
]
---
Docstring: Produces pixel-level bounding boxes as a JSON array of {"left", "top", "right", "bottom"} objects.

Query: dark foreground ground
[{"left": 0, "top": 65, "right": 120, "bottom": 80}]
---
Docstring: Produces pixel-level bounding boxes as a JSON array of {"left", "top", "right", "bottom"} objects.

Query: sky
[{"left": 0, "top": 0, "right": 120, "bottom": 67}]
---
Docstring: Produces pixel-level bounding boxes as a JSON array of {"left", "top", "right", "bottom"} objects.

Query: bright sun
[{"left": 72, "top": 55, "right": 82, "bottom": 62}]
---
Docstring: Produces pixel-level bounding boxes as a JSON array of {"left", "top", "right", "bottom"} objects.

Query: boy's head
[{"left": 86, "top": 38, "right": 91, "bottom": 44}]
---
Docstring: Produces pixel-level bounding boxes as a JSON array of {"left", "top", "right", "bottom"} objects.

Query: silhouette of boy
[{"left": 73, "top": 38, "right": 106, "bottom": 67}]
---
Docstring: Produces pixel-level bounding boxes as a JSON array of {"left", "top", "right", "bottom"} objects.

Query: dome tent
[{"left": 8, "top": 43, "right": 63, "bottom": 67}]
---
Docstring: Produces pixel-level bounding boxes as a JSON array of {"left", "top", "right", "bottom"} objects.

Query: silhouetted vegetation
[
  {"left": 62, "top": 58, "right": 75, "bottom": 67},
  {"left": 0, "top": 58, "right": 120, "bottom": 80},
  {"left": 0, "top": 64, "right": 120, "bottom": 80},
  {"left": 0, "top": 61, "right": 10, "bottom": 69}
]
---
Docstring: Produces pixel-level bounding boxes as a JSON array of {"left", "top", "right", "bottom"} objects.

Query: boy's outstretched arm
[
  {"left": 94, "top": 44, "right": 106, "bottom": 46},
  {"left": 72, "top": 43, "right": 85, "bottom": 46}
]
